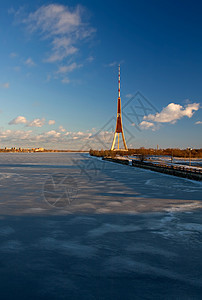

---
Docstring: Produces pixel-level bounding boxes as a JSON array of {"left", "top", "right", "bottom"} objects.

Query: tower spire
[
  {"left": 118, "top": 64, "right": 120, "bottom": 98},
  {"left": 111, "top": 64, "right": 128, "bottom": 151}
]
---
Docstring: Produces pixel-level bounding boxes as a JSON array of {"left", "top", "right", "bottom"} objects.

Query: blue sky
[{"left": 0, "top": 0, "right": 202, "bottom": 149}]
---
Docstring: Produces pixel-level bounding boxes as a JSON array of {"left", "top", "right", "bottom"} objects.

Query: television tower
[{"left": 111, "top": 65, "right": 128, "bottom": 151}]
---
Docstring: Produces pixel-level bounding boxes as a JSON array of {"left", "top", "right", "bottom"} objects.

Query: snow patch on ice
[
  {"left": 41, "top": 275, "right": 77, "bottom": 296},
  {"left": 166, "top": 202, "right": 202, "bottom": 212},
  {"left": 160, "top": 213, "right": 178, "bottom": 224},
  {"left": 0, "top": 173, "right": 19, "bottom": 180},
  {"left": 68, "top": 216, "right": 96, "bottom": 224},
  {"left": 38, "top": 237, "right": 96, "bottom": 258},
  {"left": 96, "top": 208, "right": 111, "bottom": 213},
  {"left": 145, "top": 178, "right": 202, "bottom": 193},
  {"left": 178, "top": 223, "right": 202, "bottom": 232},
  {"left": 0, "top": 240, "right": 23, "bottom": 252},
  {"left": 150, "top": 212, "right": 202, "bottom": 242},
  {"left": 107, "top": 201, "right": 122, "bottom": 207},
  {"left": 0, "top": 226, "right": 15, "bottom": 236},
  {"left": 88, "top": 223, "right": 141, "bottom": 237},
  {"left": 25, "top": 207, "right": 47, "bottom": 212},
  {"left": 105, "top": 256, "right": 202, "bottom": 287},
  {"left": 127, "top": 243, "right": 177, "bottom": 257},
  {"left": 74, "top": 203, "right": 96, "bottom": 209}
]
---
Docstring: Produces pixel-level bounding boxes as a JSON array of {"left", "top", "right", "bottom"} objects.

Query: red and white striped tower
[{"left": 111, "top": 65, "right": 128, "bottom": 151}]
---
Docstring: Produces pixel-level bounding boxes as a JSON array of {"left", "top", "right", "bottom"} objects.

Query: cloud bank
[
  {"left": 0, "top": 127, "right": 113, "bottom": 149},
  {"left": 9, "top": 116, "right": 55, "bottom": 128},
  {"left": 9, "top": 116, "right": 27, "bottom": 125},
  {"left": 139, "top": 102, "right": 200, "bottom": 130}
]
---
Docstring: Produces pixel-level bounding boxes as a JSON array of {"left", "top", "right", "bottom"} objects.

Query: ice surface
[{"left": 0, "top": 153, "right": 201, "bottom": 299}]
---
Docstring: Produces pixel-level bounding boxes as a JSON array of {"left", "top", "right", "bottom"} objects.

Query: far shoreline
[{"left": 0, "top": 149, "right": 89, "bottom": 153}]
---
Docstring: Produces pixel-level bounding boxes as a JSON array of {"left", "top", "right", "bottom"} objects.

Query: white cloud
[
  {"left": 46, "top": 37, "right": 78, "bottom": 62},
  {"left": 106, "top": 61, "right": 117, "bottom": 67},
  {"left": 45, "top": 130, "right": 61, "bottom": 138},
  {"left": 61, "top": 77, "right": 70, "bottom": 84},
  {"left": 22, "top": 4, "right": 95, "bottom": 63},
  {"left": 105, "top": 61, "right": 124, "bottom": 67},
  {"left": 26, "top": 5, "right": 80, "bottom": 35},
  {"left": 65, "top": 131, "right": 93, "bottom": 141},
  {"left": 144, "top": 102, "right": 200, "bottom": 124},
  {"left": 48, "top": 120, "right": 55, "bottom": 125},
  {"left": 25, "top": 57, "right": 35, "bottom": 66},
  {"left": 14, "top": 66, "right": 21, "bottom": 72},
  {"left": 10, "top": 52, "right": 17, "bottom": 58},
  {"left": 139, "top": 121, "right": 156, "bottom": 130},
  {"left": 35, "top": 130, "right": 61, "bottom": 141},
  {"left": 56, "top": 62, "right": 82, "bottom": 74},
  {"left": 1, "top": 82, "right": 10, "bottom": 89},
  {"left": 87, "top": 56, "right": 94, "bottom": 62},
  {"left": 34, "top": 130, "right": 61, "bottom": 142},
  {"left": 27, "top": 118, "right": 45, "bottom": 127},
  {"left": 195, "top": 121, "right": 202, "bottom": 125},
  {"left": 64, "top": 131, "right": 71, "bottom": 136},
  {"left": 9, "top": 116, "right": 46, "bottom": 127},
  {"left": 126, "top": 94, "right": 133, "bottom": 98},
  {"left": 59, "top": 126, "right": 66, "bottom": 132},
  {"left": 0, "top": 129, "right": 32, "bottom": 140},
  {"left": 0, "top": 129, "right": 12, "bottom": 138},
  {"left": 9, "top": 116, "right": 27, "bottom": 125},
  {"left": 77, "top": 131, "right": 84, "bottom": 136}
]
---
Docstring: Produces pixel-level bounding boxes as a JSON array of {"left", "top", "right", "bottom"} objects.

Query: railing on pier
[{"left": 132, "top": 160, "right": 202, "bottom": 181}]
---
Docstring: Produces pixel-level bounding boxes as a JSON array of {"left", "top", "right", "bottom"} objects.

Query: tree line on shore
[{"left": 89, "top": 148, "right": 202, "bottom": 158}]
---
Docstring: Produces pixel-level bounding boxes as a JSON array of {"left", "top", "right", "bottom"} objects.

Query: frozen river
[{"left": 0, "top": 153, "right": 201, "bottom": 299}]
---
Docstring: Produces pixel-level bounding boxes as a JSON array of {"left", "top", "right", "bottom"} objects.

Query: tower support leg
[
  {"left": 122, "top": 131, "right": 128, "bottom": 150},
  {"left": 111, "top": 131, "right": 127, "bottom": 151},
  {"left": 111, "top": 132, "right": 117, "bottom": 150}
]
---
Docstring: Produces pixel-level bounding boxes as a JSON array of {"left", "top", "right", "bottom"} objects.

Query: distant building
[{"left": 34, "top": 148, "right": 44, "bottom": 152}]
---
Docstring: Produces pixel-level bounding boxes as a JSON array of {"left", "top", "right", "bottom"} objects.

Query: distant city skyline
[{"left": 0, "top": 0, "right": 202, "bottom": 149}]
